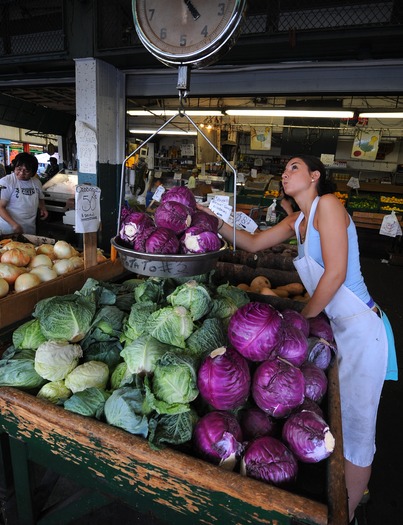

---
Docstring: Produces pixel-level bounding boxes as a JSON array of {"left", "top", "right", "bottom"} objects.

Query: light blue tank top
[{"left": 297, "top": 198, "right": 371, "bottom": 304}]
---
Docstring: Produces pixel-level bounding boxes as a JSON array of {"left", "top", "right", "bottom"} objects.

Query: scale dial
[{"left": 133, "top": 0, "right": 247, "bottom": 68}]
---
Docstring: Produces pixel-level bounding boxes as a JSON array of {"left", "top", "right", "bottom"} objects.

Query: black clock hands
[{"left": 183, "top": 0, "right": 200, "bottom": 20}]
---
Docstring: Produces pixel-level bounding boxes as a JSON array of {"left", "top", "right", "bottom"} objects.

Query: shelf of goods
[{"left": 0, "top": 245, "right": 347, "bottom": 525}]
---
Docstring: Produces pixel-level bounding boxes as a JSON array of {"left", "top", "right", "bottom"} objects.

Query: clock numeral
[
  {"left": 217, "top": 2, "right": 225, "bottom": 16},
  {"left": 160, "top": 28, "right": 167, "bottom": 40},
  {"left": 180, "top": 35, "right": 187, "bottom": 47},
  {"left": 201, "top": 25, "right": 208, "bottom": 38},
  {"left": 148, "top": 8, "right": 155, "bottom": 21}
]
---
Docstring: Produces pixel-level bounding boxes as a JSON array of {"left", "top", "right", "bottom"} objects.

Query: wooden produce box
[
  {"left": 0, "top": 259, "right": 126, "bottom": 331},
  {"left": 0, "top": 359, "right": 347, "bottom": 525},
  {"left": 352, "top": 211, "right": 403, "bottom": 230}
]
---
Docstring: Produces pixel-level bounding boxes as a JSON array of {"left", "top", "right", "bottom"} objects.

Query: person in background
[
  {"left": 42, "top": 156, "right": 59, "bottom": 183},
  {"left": 5, "top": 159, "right": 15, "bottom": 175},
  {"left": 187, "top": 168, "right": 198, "bottom": 190},
  {"left": 200, "top": 154, "right": 397, "bottom": 525},
  {"left": 0, "top": 162, "right": 6, "bottom": 179},
  {"left": 0, "top": 152, "right": 48, "bottom": 235}
]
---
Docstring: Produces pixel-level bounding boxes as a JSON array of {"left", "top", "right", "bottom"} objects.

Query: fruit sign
[
  {"left": 75, "top": 184, "right": 101, "bottom": 233},
  {"left": 351, "top": 129, "right": 380, "bottom": 160}
]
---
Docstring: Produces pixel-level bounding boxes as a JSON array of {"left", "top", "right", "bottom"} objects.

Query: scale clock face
[{"left": 133, "top": 0, "right": 247, "bottom": 68}]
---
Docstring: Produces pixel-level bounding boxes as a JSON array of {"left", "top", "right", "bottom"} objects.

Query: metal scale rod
[{"left": 117, "top": 66, "right": 237, "bottom": 250}]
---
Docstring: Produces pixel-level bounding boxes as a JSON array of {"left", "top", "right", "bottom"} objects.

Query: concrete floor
[{"left": 1, "top": 230, "right": 402, "bottom": 525}]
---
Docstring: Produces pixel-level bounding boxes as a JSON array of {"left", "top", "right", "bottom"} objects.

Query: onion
[
  {"left": 53, "top": 259, "right": 75, "bottom": 275},
  {"left": 97, "top": 249, "right": 107, "bottom": 263},
  {"left": 30, "top": 265, "right": 58, "bottom": 282},
  {"left": 29, "top": 254, "right": 53, "bottom": 269},
  {"left": 53, "top": 240, "right": 78, "bottom": 259},
  {"left": 36, "top": 244, "right": 56, "bottom": 260},
  {"left": 0, "top": 263, "right": 27, "bottom": 284},
  {"left": 0, "top": 277, "right": 10, "bottom": 298},
  {"left": 1, "top": 248, "right": 31, "bottom": 267},
  {"left": 2, "top": 241, "right": 36, "bottom": 258},
  {"left": 69, "top": 256, "right": 84, "bottom": 270},
  {"left": 14, "top": 272, "right": 41, "bottom": 292}
]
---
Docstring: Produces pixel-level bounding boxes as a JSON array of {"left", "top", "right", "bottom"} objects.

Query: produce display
[
  {"left": 0, "top": 239, "right": 107, "bottom": 298},
  {"left": 347, "top": 193, "right": 379, "bottom": 211},
  {"left": 117, "top": 186, "right": 222, "bottom": 255},
  {"left": 380, "top": 194, "right": 403, "bottom": 213},
  {"left": 0, "top": 272, "right": 337, "bottom": 495}
]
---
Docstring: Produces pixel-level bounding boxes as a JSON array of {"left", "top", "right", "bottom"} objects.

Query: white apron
[
  {"left": 0, "top": 175, "right": 39, "bottom": 235},
  {"left": 293, "top": 197, "right": 387, "bottom": 467}
]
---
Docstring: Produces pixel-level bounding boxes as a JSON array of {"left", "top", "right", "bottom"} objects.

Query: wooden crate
[
  {"left": 0, "top": 259, "right": 127, "bottom": 331},
  {"left": 0, "top": 359, "right": 347, "bottom": 525},
  {"left": 352, "top": 211, "right": 403, "bottom": 230}
]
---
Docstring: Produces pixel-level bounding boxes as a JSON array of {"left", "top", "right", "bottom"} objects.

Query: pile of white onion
[{"left": 0, "top": 240, "right": 107, "bottom": 297}]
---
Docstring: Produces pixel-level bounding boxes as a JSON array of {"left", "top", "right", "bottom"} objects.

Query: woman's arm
[
  {"left": 300, "top": 194, "right": 349, "bottom": 318},
  {"left": 0, "top": 199, "right": 22, "bottom": 233},
  {"left": 38, "top": 199, "right": 49, "bottom": 220}
]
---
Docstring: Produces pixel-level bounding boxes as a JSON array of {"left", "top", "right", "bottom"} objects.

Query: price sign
[
  {"left": 173, "top": 172, "right": 182, "bottom": 180},
  {"left": 235, "top": 212, "right": 258, "bottom": 233},
  {"left": 154, "top": 171, "right": 162, "bottom": 179},
  {"left": 75, "top": 184, "right": 101, "bottom": 233},
  {"left": 209, "top": 197, "right": 232, "bottom": 222},
  {"left": 347, "top": 177, "right": 360, "bottom": 189},
  {"left": 152, "top": 185, "right": 165, "bottom": 202}
]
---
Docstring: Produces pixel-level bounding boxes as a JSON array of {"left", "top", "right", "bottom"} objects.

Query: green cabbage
[
  {"left": 64, "top": 360, "right": 109, "bottom": 393},
  {"left": 121, "top": 334, "right": 173, "bottom": 375},
  {"left": 110, "top": 362, "right": 134, "bottom": 390},
  {"left": 215, "top": 282, "right": 250, "bottom": 308},
  {"left": 33, "top": 294, "right": 96, "bottom": 342},
  {"left": 186, "top": 318, "right": 227, "bottom": 360},
  {"left": 12, "top": 319, "right": 46, "bottom": 350},
  {"left": 120, "top": 301, "right": 158, "bottom": 344},
  {"left": 146, "top": 306, "right": 194, "bottom": 348},
  {"left": 34, "top": 340, "right": 83, "bottom": 381},
  {"left": 167, "top": 280, "right": 212, "bottom": 321},
  {"left": 37, "top": 380, "right": 72, "bottom": 404},
  {"left": 0, "top": 353, "right": 46, "bottom": 390},
  {"left": 64, "top": 387, "right": 110, "bottom": 418},
  {"left": 104, "top": 387, "right": 150, "bottom": 437},
  {"left": 151, "top": 352, "right": 198, "bottom": 406}
]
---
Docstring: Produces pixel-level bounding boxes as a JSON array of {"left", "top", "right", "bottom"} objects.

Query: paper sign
[
  {"left": 235, "top": 212, "right": 258, "bottom": 233},
  {"left": 181, "top": 144, "right": 195, "bottom": 156},
  {"left": 209, "top": 198, "right": 232, "bottom": 222},
  {"left": 251, "top": 169, "right": 258, "bottom": 178},
  {"left": 173, "top": 172, "right": 182, "bottom": 180},
  {"left": 351, "top": 129, "right": 380, "bottom": 160},
  {"left": 320, "top": 154, "right": 335, "bottom": 166},
  {"left": 152, "top": 185, "right": 165, "bottom": 202},
  {"left": 75, "top": 185, "right": 101, "bottom": 233},
  {"left": 154, "top": 171, "right": 162, "bottom": 179},
  {"left": 347, "top": 177, "right": 360, "bottom": 189}
]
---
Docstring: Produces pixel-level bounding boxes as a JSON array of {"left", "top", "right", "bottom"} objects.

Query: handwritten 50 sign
[{"left": 75, "top": 184, "right": 101, "bottom": 233}]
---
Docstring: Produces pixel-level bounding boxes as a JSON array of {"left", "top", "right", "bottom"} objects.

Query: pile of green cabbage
[{"left": 0, "top": 275, "right": 250, "bottom": 448}]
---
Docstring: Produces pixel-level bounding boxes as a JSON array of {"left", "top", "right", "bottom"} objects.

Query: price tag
[
  {"left": 347, "top": 177, "right": 360, "bottom": 189},
  {"left": 173, "top": 172, "right": 182, "bottom": 180},
  {"left": 235, "top": 212, "right": 258, "bottom": 233},
  {"left": 209, "top": 197, "right": 232, "bottom": 222},
  {"left": 75, "top": 184, "right": 101, "bottom": 233},
  {"left": 152, "top": 185, "right": 165, "bottom": 202}
]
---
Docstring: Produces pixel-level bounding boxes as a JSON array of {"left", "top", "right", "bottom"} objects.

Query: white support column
[{"left": 75, "top": 58, "right": 125, "bottom": 185}]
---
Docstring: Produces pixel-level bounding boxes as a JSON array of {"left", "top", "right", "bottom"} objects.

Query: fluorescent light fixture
[
  {"left": 127, "top": 109, "right": 223, "bottom": 116},
  {"left": 358, "top": 112, "right": 403, "bottom": 119},
  {"left": 225, "top": 109, "right": 355, "bottom": 118},
  {"left": 129, "top": 128, "right": 197, "bottom": 136}
]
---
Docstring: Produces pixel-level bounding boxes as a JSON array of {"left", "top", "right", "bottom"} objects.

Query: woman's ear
[{"left": 311, "top": 170, "right": 321, "bottom": 182}]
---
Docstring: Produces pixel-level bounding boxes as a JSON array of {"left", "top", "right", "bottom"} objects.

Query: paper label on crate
[
  {"left": 152, "top": 185, "right": 165, "bottom": 202},
  {"left": 75, "top": 185, "right": 101, "bottom": 233},
  {"left": 209, "top": 198, "right": 232, "bottom": 222},
  {"left": 347, "top": 177, "right": 360, "bottom": 189},
  {"left": 235, "top": 212, "right": 258, "bottom": 233}
]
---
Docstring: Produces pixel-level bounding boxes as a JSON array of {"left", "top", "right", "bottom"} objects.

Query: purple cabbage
[
  {"left": 227, "top": 302, "right": 284, "bottom": 362},
  {"left": 241, "top": 436, "right": 298, "bottom": 487},
  {"left": 307, "top": 337, "right": 334, "bottom": 370},
  {"left": 252, "top": 357, "right": 305, "bottom": 418},
  {"left": 132, "top": 226, "right": 156, "bottom": 252},
  {"left": 240, "top": 407, "right": 278, "bottom": 441},
  {"left": 119, "top": 211, "right": 154, "bottom": 245},
  {"left": 309, "top": 313, "right": 334, "bottom": 342},
  {"left": 154, "top": 201, "right": 192, "bottom": 235},
  {"left": 193, "top": 411, "right": 243, "bottom": 468},
  {"left": 180, "top": 227, "right": 222, "bottom": 254},
  {"left": 300, "top": 362, "right": 328, "bottom": 403},
  {"left": 190, "top": 210, "right": 219, "bottom": 233},
  {"left": 160, "top": 186, "right": 197, "bottom": 211},
  {"left": 281, "top": 309, "right": 310, "bottom": 338},
  {"left": 145, "top": 227, "right": 180, "bottom": 254},
  {"left": 282, "top": 411, "right": 335, "bottom": 463},
  {"left": 197, "top": 347, "right": 251, "bottom": 410},
  {"left": 295, "top": 398, "right": 324, "bottom": 418},
  {"left": 276, "top": 325, "right": 309, "bottom": 367}
]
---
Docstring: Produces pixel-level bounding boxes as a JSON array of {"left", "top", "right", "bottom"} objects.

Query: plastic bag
[{"left": 379, "top": 211, "right": 402, "bottom": 238}]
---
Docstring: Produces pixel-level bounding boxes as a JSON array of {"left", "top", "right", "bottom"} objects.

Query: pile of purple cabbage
[
  {"left": 194, "top": 303, "right": 337, "bottom": 489},
  {"left": 119, "top": 186, "right": 222, "bottom": 254}
]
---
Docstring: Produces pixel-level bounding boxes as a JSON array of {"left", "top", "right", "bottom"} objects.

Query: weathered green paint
[{"left": 0, "top": 387, "right": 334, "bottom": 525}]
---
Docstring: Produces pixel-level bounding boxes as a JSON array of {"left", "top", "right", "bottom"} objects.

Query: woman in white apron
[
  {"left": 200, "top": 154, "right": 397, "bottom": 525},
  {"left": 0, "top": 152, "right": 48, "bottom": 235}
]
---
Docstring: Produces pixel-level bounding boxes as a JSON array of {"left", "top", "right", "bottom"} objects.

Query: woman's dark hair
[
  {"left": 14, "top": 152, "right": 38, "bottom": 175},
  {"left": 292, "top": 154, "right": 336, "bottom": 195}
]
